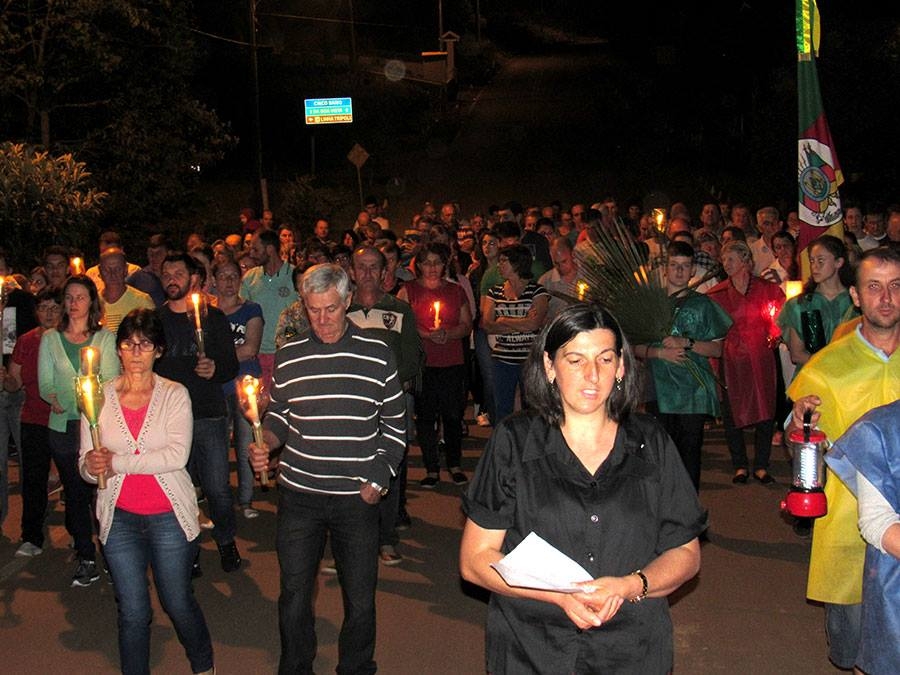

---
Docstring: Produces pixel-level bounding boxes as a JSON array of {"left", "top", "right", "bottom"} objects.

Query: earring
[{"left": 615, "top": 377, "right": 623, "bottom": 391}]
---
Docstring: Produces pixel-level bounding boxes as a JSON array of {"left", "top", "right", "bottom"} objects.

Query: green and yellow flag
[{"left": 796, "top": 0, "right": 844, "bottom": 278}]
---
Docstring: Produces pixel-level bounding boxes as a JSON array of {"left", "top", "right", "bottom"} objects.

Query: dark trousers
[
  {"left": 415, "top": 365, "right": 465, "bottom": 474},
  {"left": 657, "top": 412, "right": 706, "bottom": 492},
  {"left": 721, "top": 397, "right": 774, "bottom": 472},
  {"left": 377, "top": 451, "right": 405, "bottom": 547},
  {"left": 20, "top": 422, "right": 53, "bottom": 548},
  {"left": 277, "top": 488, "right": 379, "bottom": 675},
  {"left": 49, "top": 421, "right": 95, "bottom": 561}
]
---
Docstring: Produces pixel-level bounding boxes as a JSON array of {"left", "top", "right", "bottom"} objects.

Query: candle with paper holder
[
  {"left": 237, "top": 374, "right": 270, "bottom": 486},
  {"left": 186, "top": 293, "right": 207, "bottom": 357},
  {"left": 432, "top": 301, "right": 442, "bottom": 330},
  {"left": 75, "top": 373, "right": 107, "bottom": 489}
]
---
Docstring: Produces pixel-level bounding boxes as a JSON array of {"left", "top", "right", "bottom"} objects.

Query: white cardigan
[{"left": 78, "top": 375, "right": 200, "bottom": 544}]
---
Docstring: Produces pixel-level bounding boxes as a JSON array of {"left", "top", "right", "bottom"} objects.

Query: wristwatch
[
  {"left": 368, "top": 481, "right": 389, "bottom": 497},
  {"left": 685, "top": 338, "right": 695, "bottom": 351}
]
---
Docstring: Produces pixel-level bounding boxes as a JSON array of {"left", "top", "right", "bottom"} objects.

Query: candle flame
[{"left": 785, "top": 280, "right": 803, "bottom": 300}]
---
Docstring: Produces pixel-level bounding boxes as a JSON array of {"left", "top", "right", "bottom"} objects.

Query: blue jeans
[
  {"left": 277, "top": 488, "right": 379, "bottom": 675},
  {"left": 190, "top": 417, "right": 236, "bottom": 545},
  {"left": 492, "top": 359, "right": 525, "bottom": 425},
  {"left": 226, "top": 393, "right": 255, "bottom": 506},
  {"left": 0, "top": 388, "right": 25, "bottom": 526},
  {"left": 105, "top": 508, "right": 213, "bottom": 675},
  {"left": 473, "top": 329, "right": 496, "bottom": 422},
  {"left": 48, "top": 421, "right": 96, "bottom": 560},
  {"left": 825, "top": 602, "right": 861, "bottom": 669}
]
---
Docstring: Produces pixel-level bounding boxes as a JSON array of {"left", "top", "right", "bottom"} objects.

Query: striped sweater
[{"left": 264, "top": 321, "right": 406, "bottom": 495}]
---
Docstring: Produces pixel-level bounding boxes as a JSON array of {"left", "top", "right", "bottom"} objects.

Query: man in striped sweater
[{"left": 249, "top": 263, "right": 406, "bottom": 675}]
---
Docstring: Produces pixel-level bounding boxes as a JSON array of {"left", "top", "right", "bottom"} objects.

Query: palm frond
[{"left": 575, "top": 221, "right": 675, "bottom": 345}]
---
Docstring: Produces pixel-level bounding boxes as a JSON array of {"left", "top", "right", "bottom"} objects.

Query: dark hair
[
  {"left": 414, "top": 242, "right": 451, "bottom": 277},
  {"left": 34, "top": 287, "right": 62, "bottom": 307},
  {"left": 805, "top": 234, "right": 854, "bottom": 294},
  {"left": 495, "top": 221, "right": 522, "bottom": 241},
  {"left": 162, "top": 252, "right": 202, "bottom": 277},
  {"left": 148, "top": 234, "right": 171, "bottom": 250},
  {"left": 498, "top": 244, "right": 533, "bottom": 279},
  {"left": 43, "top": 245, "right": 70, "bottom": 262},
  {"left": 60, "top": 275, "right": 104, "bottom": 333},
  {"left": 339, "top": 229, "right": 360, "bottom": 247},
  {"left": 257, "top": 228, "right": 279, "bottom": 250},
  {"left": 667, "top": 240, "right": 695, "bottom": 260},
  {"left": 117, "top": 308, "right": 166, "bottom": 352},
  {"left": 857, "top": 245, "right": 900, "bottom": 278},
  {"left": 721, "top": 226, "right": 747, "bottom": 242},
  {"left": 524, "top": 304, "right": 639, "bottom": 426}
]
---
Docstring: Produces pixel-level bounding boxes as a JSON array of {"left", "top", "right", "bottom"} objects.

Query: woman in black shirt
[{"left": 460, "top": 304, "right": 705, "bottom": 674}]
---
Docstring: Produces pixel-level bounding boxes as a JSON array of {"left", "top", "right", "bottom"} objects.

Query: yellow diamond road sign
[{"left": 347, "top": 144, "right": 369, "bottom": 168}]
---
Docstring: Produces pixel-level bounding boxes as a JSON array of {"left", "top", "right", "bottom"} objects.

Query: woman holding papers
[{"left": 460, "top": 304, "right": 705, "bottom": 674}]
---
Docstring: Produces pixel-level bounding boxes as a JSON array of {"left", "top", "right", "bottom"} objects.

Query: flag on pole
[{"left": 796, "top": 0, "right": 845, "bottom": 279}]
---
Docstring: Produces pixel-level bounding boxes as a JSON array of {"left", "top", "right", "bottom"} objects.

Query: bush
[{"left": 0, "top": 142, "right": 107, "bottom": 267}]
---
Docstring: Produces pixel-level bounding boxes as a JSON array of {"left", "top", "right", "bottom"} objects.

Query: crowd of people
[{"left": 0, "top": 193, "right": 897, "bottom": 673}]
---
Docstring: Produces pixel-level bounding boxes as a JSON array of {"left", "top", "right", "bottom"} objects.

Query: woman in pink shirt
[{"left": 80, "top": 309, "right": 213, "bottom": 675}]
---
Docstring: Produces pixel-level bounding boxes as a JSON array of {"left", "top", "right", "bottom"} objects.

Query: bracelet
[
  {"left": 629, "top": 569, "right": 648, "bottom": 603},
  {"left": 686, "top": 338, "right": 695, "bottom": 351}
]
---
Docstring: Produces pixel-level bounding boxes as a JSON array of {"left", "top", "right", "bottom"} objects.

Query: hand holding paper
[{"left": 490, "top": 532, "right": 594, "bottom": 593}]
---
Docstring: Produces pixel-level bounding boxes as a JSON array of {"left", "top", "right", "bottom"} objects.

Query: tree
[
  {"left": 0, "top": 0, "right": 149, "bottom": 147},
  {"left": 0, "top": 141, "right": 107, "bottom": 266}
]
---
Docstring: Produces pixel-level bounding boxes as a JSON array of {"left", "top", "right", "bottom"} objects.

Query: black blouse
[{"left": 462, "top": 412, "right": 707, "bottom": 675}]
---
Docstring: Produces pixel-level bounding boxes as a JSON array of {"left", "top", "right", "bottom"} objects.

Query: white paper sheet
[{"left": 490, "top": 532, "right": 594, "bottom": 593}]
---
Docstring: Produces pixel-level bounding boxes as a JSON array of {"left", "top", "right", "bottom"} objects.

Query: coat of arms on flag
[{"left": 798, "top": 139, "right": 842, "bottom": 227}]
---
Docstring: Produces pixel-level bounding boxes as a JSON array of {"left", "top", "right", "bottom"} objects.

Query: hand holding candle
[
  {"left": 237, "top": 375, "right": 269, "bottom": 486},
  {"left": 75, "top": 374, "right": 107, "bottom": 489},
  {"left": 188, "top": 293, "right": 206, "bottom": 356}
]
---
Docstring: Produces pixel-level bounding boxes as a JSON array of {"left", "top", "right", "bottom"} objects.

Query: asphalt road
[
  {"left": 388, "top": 45, "right": 693, "bottom": 228},
  {"left": 1, "top": 412, "right": 842, "bottom": 674}
]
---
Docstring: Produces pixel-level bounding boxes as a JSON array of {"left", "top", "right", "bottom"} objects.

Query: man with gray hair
[
  {"left": 751, "top": 206, "right": 782, "bottom": 275},
  {"left": 249, "top": 263, "right": 406, "bottom": 674}
]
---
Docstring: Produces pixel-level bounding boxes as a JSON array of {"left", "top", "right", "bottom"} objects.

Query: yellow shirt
[
  {"left": 101, "top": 285, "right": 155, "bottom": 335},
  {"left": 788, "top": 328, "right": 900, "bottom": 604}
]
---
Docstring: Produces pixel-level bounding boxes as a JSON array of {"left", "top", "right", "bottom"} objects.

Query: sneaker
[
  {"left": 476, "top": 412, "right": 491, "bottom": 427},
  {"left": 218, "top": 541, "right": 242, "bottom": 573},
  {"left": 15, "top": 542, "right": 43, "bottom": 557},
  {"left": 242, "top": 506, "right": 259, "bottom": 519},
  {"left": 396, "top": 507, "right": 412, "bottom": 531},
  {"left": 450, "top": 471, "right": 468, "bottom": 486},
  {"left": 419, "top": 475, "right": 439, "bottom": 489},
  {"left": 379, "top": 545, "right": 403, "bottom": 566},
  {"left": 71, "top": 559, "right": 100, "bottom": 587},
  {"left": 320, "top": 560, "right": 337, "bottom": 575}
]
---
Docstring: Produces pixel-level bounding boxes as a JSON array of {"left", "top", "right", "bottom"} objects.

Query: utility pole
[{"left": 249, "top": 0, "right": 268, "bottom": 209}]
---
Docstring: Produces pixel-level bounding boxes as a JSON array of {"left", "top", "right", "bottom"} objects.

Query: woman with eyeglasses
[
  {"left": 38, "top": 275, "right": 119, "bottom": 586},
  {"left": 79, "top": 308, "right": 215, "bottom": 675}
]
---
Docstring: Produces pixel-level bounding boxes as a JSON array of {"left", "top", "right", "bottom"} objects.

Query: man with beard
[
  {"left": 787, "top": 246, "right": 900, "bottom": 670},
  {"left": 155, "top": 253, "right": 241, "bottom": 572}
]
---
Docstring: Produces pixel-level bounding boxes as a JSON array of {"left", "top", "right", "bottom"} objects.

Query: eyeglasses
[
  {"left": 36, "top": 304, "right": 61, "bottom": 314},
  {"left": 119, "top": 339, "right": 156, "bottom": 353}
]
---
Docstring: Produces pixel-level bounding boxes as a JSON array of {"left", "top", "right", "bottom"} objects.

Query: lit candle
[
  {"left": 191, "top": 293, "right": 203, "bottom": 331},
  {"left": 653, "top": 209, "right": 666, "bottom": 233},
  {"left": 577, "top": 281, "right": 588, "bottom": 301},
  {"left": 81, "top": 346, "right": 96, "bottom": 376},
  {"left": 433, "top": 301, "right": 441, "bottom": 329},
  {"left": 785, "top": 280, "right": 803, "bottom": 300},
  {"left": 71, "top": 257, "right": 83, "bottom": 275},
  {"left": 239, "top": 375, "right": 268, "bottom": 486}
]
